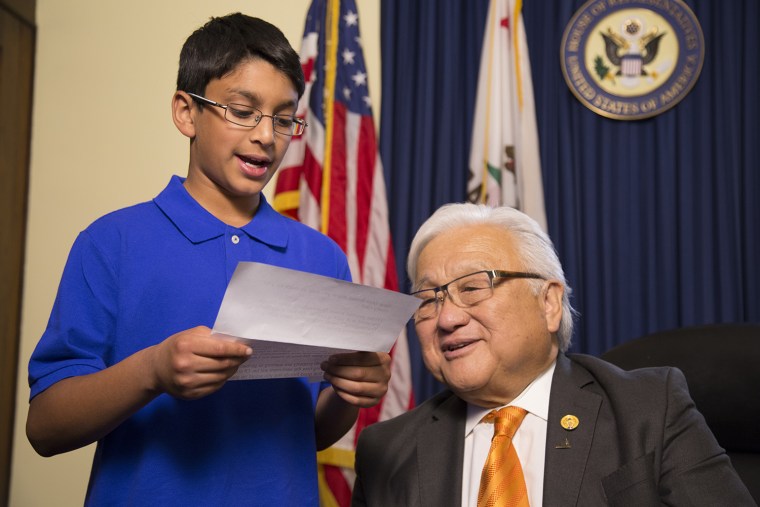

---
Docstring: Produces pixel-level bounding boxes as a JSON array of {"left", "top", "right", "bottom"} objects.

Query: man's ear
[
  {"left": 172, "top": 91, "right": 196, "bottom": 139},
  {"left": 542, "top": 281, "right": 564, "bottom": 334}
]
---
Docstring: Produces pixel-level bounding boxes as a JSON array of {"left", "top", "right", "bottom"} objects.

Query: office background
[
  {"left": 9, "top": 0, "right": 758, "bottom": 505},
  {"left": 379, "top": 0, "right": 759, "bottom": 400}
]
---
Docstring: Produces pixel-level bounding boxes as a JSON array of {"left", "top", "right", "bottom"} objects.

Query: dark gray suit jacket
[{"left": 352, "top": 353, "right": 755, "bottom": 506}]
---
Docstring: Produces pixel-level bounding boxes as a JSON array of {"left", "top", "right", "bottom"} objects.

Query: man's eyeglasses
[
  {"left": 186, "top": 92, "right": 307, "bottom": 136},
  {"left": 411, "top": 269, "right": 546, "bottom": 321}
]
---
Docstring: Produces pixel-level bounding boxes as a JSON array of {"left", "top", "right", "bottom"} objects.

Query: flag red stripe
[
  {"left": 275, "top": 165, "right": 301, "bottom": 194},
  {"left": 324, "top": 465, "right": 352, "bottom": 504},
  {"left": 302, "top": 148, "right": 323, "bottom": 212},
  {"left": 328, "top": 102, "right": 348, "bottom": 249},
  {"left": 354, "top": 115, "right": 376, "bottom": 276},
  {"left": 384, "top": 239, "right": 399, "bottom": 291}
]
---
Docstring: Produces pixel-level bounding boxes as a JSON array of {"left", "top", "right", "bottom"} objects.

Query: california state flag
[{"left": 467, "top": 0, "right": 546, "bottom": 230}]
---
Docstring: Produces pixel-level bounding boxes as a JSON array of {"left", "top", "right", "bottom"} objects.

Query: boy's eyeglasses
[
  {"left": 186, "top": 92, "right": 307, "bottom": 136},
  {"left": 410, "top": 269, "right": 546, "bottom": 321}
]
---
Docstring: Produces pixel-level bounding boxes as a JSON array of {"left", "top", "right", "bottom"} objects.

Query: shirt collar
[
  {"left": 464, "top": 359, "right": 557, "bottom": 436},
  {"left": 153, "top": 175, "right": 288, "bottom": 248}
]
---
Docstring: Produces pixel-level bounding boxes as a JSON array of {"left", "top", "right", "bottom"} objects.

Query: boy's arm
[
  {"left": 314, "top": 351, "right": 391, "bottom": 450},
  {"left": 26, "top": 326, "right": 252, "bottom": 457}
]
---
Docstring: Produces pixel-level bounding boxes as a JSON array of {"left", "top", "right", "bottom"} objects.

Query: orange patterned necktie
[{"left": 477, "top": 406, "right": 530, "bottom": 507}]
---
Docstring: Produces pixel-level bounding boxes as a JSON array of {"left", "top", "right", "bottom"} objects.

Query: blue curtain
[
  {"left": 380, "top": 0, "right": 489, "bottom": 399},
  {"left": 381, "top": 0, "right": 760, "bottom": 403}
]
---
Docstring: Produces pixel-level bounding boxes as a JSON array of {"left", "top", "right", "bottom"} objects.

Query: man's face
[
  {"left": 413, "top": 224, "right": 563, "bottom": 407},
  {"left": 182, "top": 57, "right": 298, "bottom": 216}
]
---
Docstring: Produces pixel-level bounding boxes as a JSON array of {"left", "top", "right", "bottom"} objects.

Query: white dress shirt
[{"left": 461, "top": 361, "right": 556, "bottom": 506}]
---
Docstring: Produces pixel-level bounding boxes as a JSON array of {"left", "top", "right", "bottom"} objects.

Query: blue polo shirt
[{"left": 29, "top": 175, "right": 351, "bottom": 506}]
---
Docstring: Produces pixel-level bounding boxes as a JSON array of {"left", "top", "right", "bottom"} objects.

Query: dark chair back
[{"left": 601, "top": 323, "right": 760, "bottom": 503}]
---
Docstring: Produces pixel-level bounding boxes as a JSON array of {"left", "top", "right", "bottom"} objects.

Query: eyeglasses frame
[
  {"left": 185, "top": 92, "right": 307, "bottom": 136},
  {"left": 410, "top": 269, "right": 546, "bottom": 320}
]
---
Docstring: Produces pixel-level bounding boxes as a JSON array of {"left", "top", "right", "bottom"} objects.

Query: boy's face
[{"left": 179, "top": 58, "right": 299, "bottom": 218}]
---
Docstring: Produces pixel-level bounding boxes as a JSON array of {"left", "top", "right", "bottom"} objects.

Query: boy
[{"left": 26, "top": 13, "right": 390, "bottom": 506}]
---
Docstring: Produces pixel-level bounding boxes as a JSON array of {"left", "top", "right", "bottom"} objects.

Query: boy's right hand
[{"left": 149, "top": 326, "right": 253, "bottom": 400}]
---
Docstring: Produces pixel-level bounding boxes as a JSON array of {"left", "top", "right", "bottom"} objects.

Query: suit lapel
[
  {"left": 542, "top": 354, "right": 601, "bottom": 507},
  {"left": 417, "top": 393, "right": 467, "bottom": 507}
]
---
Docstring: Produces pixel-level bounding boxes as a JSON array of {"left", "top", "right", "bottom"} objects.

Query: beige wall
[{"left": 10, "top": 1, "right": 380, "bottom": 505}]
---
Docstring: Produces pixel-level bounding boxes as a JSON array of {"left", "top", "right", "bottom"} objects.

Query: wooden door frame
[{"left": 0, "top": 1, "right": 35, "bottom": 506}]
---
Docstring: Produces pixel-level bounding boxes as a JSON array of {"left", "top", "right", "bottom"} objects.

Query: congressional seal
[{"left": 560, "top": 0, "right": 704, "bottom": 120}]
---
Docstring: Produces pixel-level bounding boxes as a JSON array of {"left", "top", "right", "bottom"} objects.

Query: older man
[{"left": 352, "top": 203, "right": 754, "bottom": 506}]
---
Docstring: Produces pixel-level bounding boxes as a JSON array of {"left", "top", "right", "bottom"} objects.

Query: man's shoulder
[
  {"left": 566, "top": 352, "right": 677, "bottom": 382},
  {"left": 561, "top": 352, "right": 686, "bottom": 402},
  {"left": 361, "top": 389, "right": 461, "bottom": 438}
]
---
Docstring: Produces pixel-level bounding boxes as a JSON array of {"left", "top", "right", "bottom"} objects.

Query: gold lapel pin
[
  {"left": 561, "top": 414, "right": 579, "bottom": 431},
  {"left": 554, "top": 437, "right": 572, "bottom": 449}
]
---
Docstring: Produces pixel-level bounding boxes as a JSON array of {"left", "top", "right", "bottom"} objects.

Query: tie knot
[{"left": 484, "top": 406, "right": 528, "bottom": 438}]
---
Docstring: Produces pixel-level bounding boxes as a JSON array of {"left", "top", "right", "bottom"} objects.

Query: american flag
[{"left": 273, "top": 1, "right": 414, "bottom": 504}]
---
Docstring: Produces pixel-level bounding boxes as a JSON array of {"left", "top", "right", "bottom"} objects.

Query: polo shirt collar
[{"left": 154, "top": 175, "right": 288, "bottom": 248}]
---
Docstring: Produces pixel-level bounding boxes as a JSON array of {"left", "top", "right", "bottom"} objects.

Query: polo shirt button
[{"left": 231, "top": 235, "right": 240, "bottom": 244}]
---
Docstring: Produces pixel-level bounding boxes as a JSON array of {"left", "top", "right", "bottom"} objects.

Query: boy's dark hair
[{"left": 177, "top": 13, "right": 305, "bottom": 99}]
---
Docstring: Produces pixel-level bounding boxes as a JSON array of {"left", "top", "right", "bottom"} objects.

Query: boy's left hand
[{"left": 321, "top": 351, "right": 391, "bottom": 408}]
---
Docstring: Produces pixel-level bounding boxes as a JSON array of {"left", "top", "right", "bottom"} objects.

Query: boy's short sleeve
[{"left": 28, "top": 230, "right": 118, "bottom": 398}]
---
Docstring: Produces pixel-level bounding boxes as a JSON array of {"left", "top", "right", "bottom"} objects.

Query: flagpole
[
  {"left": 513, "top": 0, "right": 524, "bottom": 109},
  {"left": 321, "top": 0, "right": 340, "bottom": 234}
]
